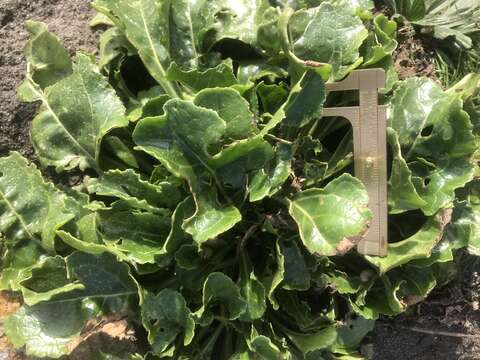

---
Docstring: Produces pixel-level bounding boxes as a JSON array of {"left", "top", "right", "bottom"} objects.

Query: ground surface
[{"left": 0, "top": 1, "right": 479, "bottom": 359}]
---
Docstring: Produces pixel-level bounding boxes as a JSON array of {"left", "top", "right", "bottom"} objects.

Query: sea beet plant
[{"left": 1, "top": 0, "right": 480, "bottom": 359}]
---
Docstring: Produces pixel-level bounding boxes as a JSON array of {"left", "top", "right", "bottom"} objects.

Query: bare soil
[{"left": 0, "top": 1, "right": 479, "bottom": 359}]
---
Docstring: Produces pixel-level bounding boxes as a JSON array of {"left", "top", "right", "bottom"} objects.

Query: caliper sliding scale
[{"left": 322, "top": 69, "right": 388, "bottom": 257}]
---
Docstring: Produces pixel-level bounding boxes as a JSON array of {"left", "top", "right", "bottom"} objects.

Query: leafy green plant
[
  {"left": 384, "top": 0, "right": 480, "bottom": 50},
  {"left": 1, "top": 1, "right": 479, "bottom": 359}
]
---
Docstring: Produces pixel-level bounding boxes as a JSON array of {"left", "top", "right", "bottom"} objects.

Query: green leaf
[
  {"left": 0, "top": 242, "right": 46, "bottom": 291},
  {"left": 18, "top": 256, "right": 84, "bottom": 306},
  {"left": 197, "top": 0, "right": 273, "bottom": 51},
  {"left": 30, "top": 54, "right": 127, "bottom": 171},
  {"left": 18, "top": 21, "right": 72, "bottom": 101},
  {"left": 194, "top": 88, "right": 254, "bottom": 140},
  {"left": 4, "top": 301, "right": 92, "bottom": 359},
  {"left": 444, "top": 201, "right": 480, "bottom": 256},
  {"left": 93, "top": 0, "right": 181, "bottom": 98},
  {"left": 133, "top": 100, "right": 242, "bottom": 243},
  {"left": 284, "top": 70, "right": 326, "bottom": 129},
  {"left": 98, "top": 208, "right": 172, "bottom": 265},
  {"left": 141, "top": 289, "right": 195, "bottom": 356},
  {"left": 365, "top": 209, "right": 452, "bottom": 274},
  {"left": 182, "top": 189, "right": 242, "bottom": 245},
  {"left": 282, "top": 325, "right": 338, "bottom": 355},
  {"left": 249, "top": 144, "right": 293, "bottom": 202},
  {"left": 167, "top": 62, "right": 238, "bottom": 93},
  {"left": 133, "top": 99, "right": 226, "bottom": 180},
  {"left": 291, "top": 3, "right": 368, "bottom": 79},
  {"left": 388, "top": 128, "right": 427, "bottom": 213},
  {"left": 258, "top": 239, "right": 285, "bottom": 310},
  {"left": 59, "top": 252, "right": 138, "bottom": 301},
  {"left": 0, "top": 153, "right": 74, "bottom": 251},
  {"left": 388, "top": 78, "right": 444, "bottom": 149},
  {"left": 238, "top": 253, "right": 267, "bottom": 321},
  {"left": 196, "top": 272, "right": 247, "bottom": 325},
  {"left": 331, "top": 315, "right": 375, "bottom": 354},
  {"left": 289, "top": 174, "right": 373, "bottom": 256},
  {"left": 388, "top": 78, "right": 477, "bottom": 215},
  {"left": 98, "top": 27, "right": 136, "bottom": 69},
  {"left": 86, "top": 169, "right": 180, "bottom": 211},
  {"left": 279, "top": 236, "right": 311, "bottom": 291}
]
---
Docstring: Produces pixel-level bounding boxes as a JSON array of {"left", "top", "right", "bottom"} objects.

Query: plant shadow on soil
[{"left": 0, "top": 1, "right": 479, "bottom": 359}]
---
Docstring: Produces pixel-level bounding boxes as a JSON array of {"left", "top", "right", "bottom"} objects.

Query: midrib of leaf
[
  {"left": 139, "top": 3, "right": 180, "bottom": 99},
  {"left": 33, "top": 85, "right": 100, "bottom": 172},
  {"left": 78, "top": 73, "right": 98, "bottom": 155},
  {"left": 183, "top": 2, "right": 199, "bottom": 63},
  {"left": 44, "top": 291, "right": 138, "bottom": 304}
]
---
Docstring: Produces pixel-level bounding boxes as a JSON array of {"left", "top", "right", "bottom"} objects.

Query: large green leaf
[
  {"left": 30, "top": 54, "right": 127, "bottom": 171},
  {"left": 0, "top": 153, "right": 74, "bottom": 251},
  {"left": 4, "top": 301, "right": 93, "bottom": 359},
  {"left": 133, "top": 99, "right": 226, "bottom": 180},
  {"left": 141, "top": 289, "right": 195, "bottom": 356},
  {"left": 289, "top": 174, "right": 372, "bottom": 256},
  {"left": 291, "top": 2, "right": 368, "bottom": 79},
  {"left": 133, "top": 100, "right": 242, "bottom": 243},
  {"left": 48, "top": 252, "right": 139, "bottom": 301},
  {"left": 388, "top": 77, "right": 477, "bottom": 215}
]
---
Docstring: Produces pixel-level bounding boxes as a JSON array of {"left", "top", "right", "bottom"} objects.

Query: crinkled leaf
[
  {"left": 182, "top": 189, "right": 242, "bottom": 244},
  {"left": 197, "top": 0, "right": 273, "bottom": 51},
  {"left": 331, "top": 315, "right": 374, "bottom": 354},
  {"left": 289, "top": 174, "right": 372, "bottom": 256},
  {"left": 98, "top": 27, "right": 136, "bottom": 69},
  {"left": 86, "top": 169, "right": 180, "bottom": 211}
]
